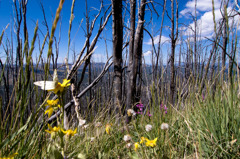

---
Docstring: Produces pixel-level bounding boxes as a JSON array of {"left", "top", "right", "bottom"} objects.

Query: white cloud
[
  {"left": 186, "top": 0, "right": 221, "bottom": 11},
  {"left": 180, "top": 0, "right": 238, "bottom": 38},
  {"left": 143, "top": 50, "right": 152, "bottom": 56},
  {"left": 145, "top": 35, "right": 170, "bottom": 45},
  {"left": 143, "top": 50, "right": 153, "bottom": 64},
  {"left": 183, "top": 7, "right": 237, "bottom": 38},
  {"left": 180, "top": 0, "right": 221, "bottom": 16},
  {"left": 180, "top": 8, "right": 195, "bottom": 16},
  {"left": 196, "top": 10, "right": 222, "bottom": 37}
]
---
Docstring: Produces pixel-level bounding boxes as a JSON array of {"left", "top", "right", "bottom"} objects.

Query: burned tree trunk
[
  {"left": 132, "top": 0, "right": 146, "bottom": 103},
  {"left": 111, "top": 0, "right": 123, "bottom": 114},
  {"left": 194, "top": 0, "right": 198, "bottom": 80},
  {"left": 126, "top": 0, "right": 146, "bottom": 123},
  {"left": 170, "top": 0, "right": 178, "bottom": 105},
  {"left": 126, "top": 0, "right": 136, "bottom": 123},
  {"left": 221, "top": 1, "right": 229, "bottom": 82}
]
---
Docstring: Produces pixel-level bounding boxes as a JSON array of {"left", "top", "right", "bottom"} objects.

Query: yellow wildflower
[
  {"left": 140, "top": 137, "right": 146, "bottom": 144},
  {"left": 45, "top": 99, "right": 59, "bottom": 106},
  {"left": 145, "top": 138, "right": 158, "bottom": 147},
  {"left": 105, "top": 124, "right": 112, "bottom": 135},
  {"left": 134, "top": 142, "right": 140, "bottom": 151},
  {"left": 45, "top": 124, "right": 60, "bottom": 134},
  {"left": 61, "top": 128, "right": 77, "bottom": 137},
  {"left": 44, "top": 107, "right": 54, "bottom": 118},
  {"left": 44, "top": 99, "right": 61, "bottom": 118},
  {"left": 49, "top": 79, "right": 71, "bottom": 94},
  {"left": 44, "top": 104, "right": 60, "bottom": 118},
  {"left": 0, "top": 152, "right": 18, "bottom": 159}
]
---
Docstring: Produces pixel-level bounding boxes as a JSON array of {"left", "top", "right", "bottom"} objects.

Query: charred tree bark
[
  {"left": 185, "top": 47, "right": 191, "bottom": 80},
  {"left": 22, "top": 0, "right": 28, "bottom": 46},
  {"left": 126, "top": 0, "right": 136, "bottom": 123},
  {"left": 221, "top": 1, "right": 229, "bottom": 82},
  {"left": 132, "top": 0, "right": 146, "bottom": 102},
  {"left": 178, "top": 34, "right": 182, "bottom": 85},
  {"left": 85, "top": 0, "right": 92, "bottom": 112},
  {"left": 14, "top": 0, "right": 22, "bottom": 82},
  {"left": 194, "top": 0, "right": 198, "bottom": 80},
  {"left": 170, "top": 0, "right": 178, "bottom": 105},
  {"left": 222, "top": 21, "right": 227, "bottom": 81},
  {"left": 112, "top": 0, "right": 123, "bottom": 114},
  {"left": 126, "top": 0, "right": 146, "bottom": 123}
]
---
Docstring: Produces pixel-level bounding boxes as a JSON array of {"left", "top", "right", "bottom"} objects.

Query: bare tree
[
  {"left": 13, "top": 0, "right": 23, "bottom": 81},
  {"left": 126, "top": 0, "right": 136, "bottom": 123},
  {"left": 134, "top": 0, "right": 146, "bottom": 107},
  {"left": 126, "top": 0, "right": 146, "bottom": 123},
  {"left": 111, "top": 0, "right": 123, "bottom": 114},
  {"left": 194, "top": 0, "right": 198, "bottom": 80},
  {"left": 169, "top": 0, "right": 179, "bottom": 105},
  {"left": 221, "top": 0, "right": 229, "bottom": 82}
]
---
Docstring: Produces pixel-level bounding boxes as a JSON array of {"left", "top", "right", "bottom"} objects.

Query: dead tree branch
[{"left": 47, "top": 57, "right": 113, "bottom": 123}]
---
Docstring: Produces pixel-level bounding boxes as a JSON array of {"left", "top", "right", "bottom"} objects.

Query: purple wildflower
[
  {"left": 136, "top": 103, "right": 144, "bottom": 108},
  {"left": 164, "top": 105, "right": 168, "bottom": 114},
  {"left": 136, "top": 101, "right": 144, "bottom": 115},
  {"left": 160, "top": 104, "right": 167, "bottom": 110},
  {"left": 148, "top": 111, "right": 152, "bottom": 117},
  {"left": 164, "top": 105, "right": 168, "bottom": 111},
  {"left": 160, "top": 103, "right": 164, "bottom": 109},
  {"left": 160, "top": 104, "right": 168, "bottom": 114}
]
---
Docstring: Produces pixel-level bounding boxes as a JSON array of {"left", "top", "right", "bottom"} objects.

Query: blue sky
[{"left": 0, "top": 0, "right": 238, "bottom": 64}]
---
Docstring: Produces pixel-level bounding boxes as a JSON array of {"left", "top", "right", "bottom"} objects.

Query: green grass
[
  {"left": 1, "top": 80, "right": 240, "bottom": 158},
  {"left": 0, "top": 0, "right": 239, "bottom": 158}
]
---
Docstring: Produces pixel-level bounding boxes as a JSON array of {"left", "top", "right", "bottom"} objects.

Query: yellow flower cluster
[
  {"left": 105, "top": 124, "right": 112, "bottom": 135},
  {"left": 134, "top": 142, "right": 140, "bottom": 151},
  {"left": 46, "top": 99, "right": 59, "bottom": 106},
  {"left": 49, "top": 79, "right": 71, "bottom": 94},
  {"left": 140, "top": 137, "right": 158, "bottom": 148},
  {"left": 145, "top": 138, "right": 158, "bottom": 147},
  {"left": 133, "top": 137, "right": 157, "bottom": 151},
  {"left": 45, "top": 124, "right": 60, "bottom": 134},
  {"left": 61, "top": 128, "right": 77, "bottom": 137},
  {"left": 45, "top": 124, "right": 77, "bottom": 137},
  {"left": 0, "top": 152, "right": 18, "bottom": 159},
  {"left": 44, "top": 99, "right": 61, "bottom": 118}
]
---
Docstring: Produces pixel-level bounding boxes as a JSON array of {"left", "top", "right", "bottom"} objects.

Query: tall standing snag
[
  {"left": 169, "top": 0, "right": 178, "bottom": 105},
  {"left": 126, "top": 0, "right": 136, "bottom": 123},
  {"left": 221, "top": 0, "right": 229, "bottom": 82},
  {"left": 111, "top": 0, "right": 123, "bottom": 114},
  {"left": 126, "top": 0, "right": 146, "bottom": 123}
]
